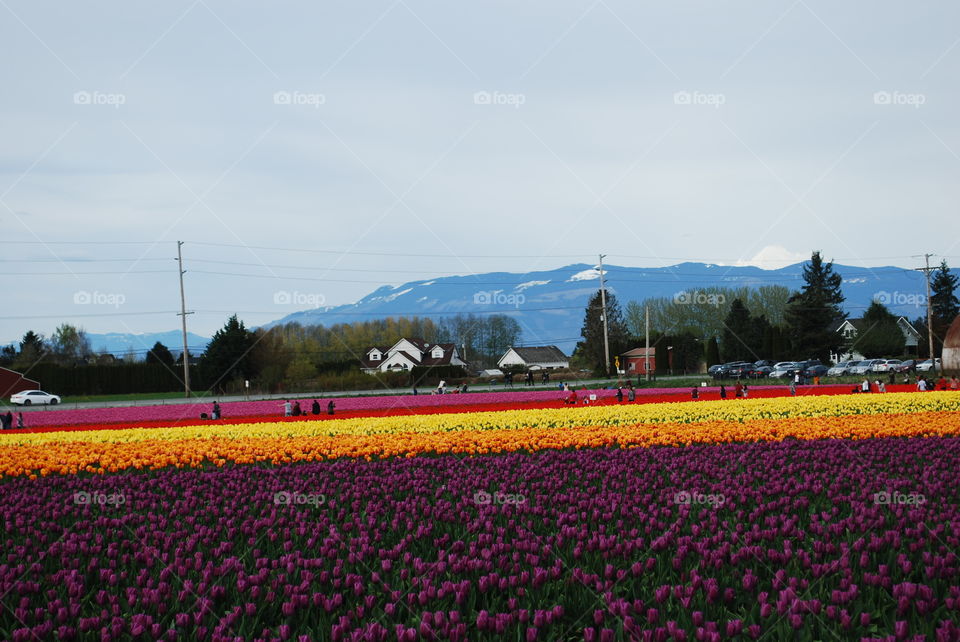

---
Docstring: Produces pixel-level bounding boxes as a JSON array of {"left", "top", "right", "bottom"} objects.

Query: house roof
[
  {"left": 504, "top": 346, "right": 569, "bottom": 364},
  {"left": 622, "top": 347, "right": 656, "bottom": 357},
  {"left": 390, "top": 337, "right": 431, "bottom": 353},
  {"left": 359, "top": 346, "right": 391, "bottom": 370},
  {"left": 829, "top": 319, "right": 854, "bottom": 333},
  {"left": 360, "top": 340, "right": 463, "bottom": 370},
  {"left": 834, "top": 317, "right": 921, "bottom": 339}
]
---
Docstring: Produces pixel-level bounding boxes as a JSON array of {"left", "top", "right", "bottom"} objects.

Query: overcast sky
[{"left": 2, "top": 0, "right": 959, "bottom": 343}]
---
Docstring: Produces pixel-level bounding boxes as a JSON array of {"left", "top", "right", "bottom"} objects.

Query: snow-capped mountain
[{"left": 267, "top": 262, "right": 933, "bottom": 353}]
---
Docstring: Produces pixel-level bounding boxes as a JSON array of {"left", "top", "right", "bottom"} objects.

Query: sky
[{"left": 2, "top": 0, "right": 959, "bottom": 344}]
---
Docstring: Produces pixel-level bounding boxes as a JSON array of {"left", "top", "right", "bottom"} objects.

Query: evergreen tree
[
  {"left": 201, "top": 315, "right": 257, "bottom": 389},
  {"left": 145, "top": 341, "right": 176, "bottom": 367},
  {"left": 704, "top": 336, "right": 721, "bottom": 366},
  {"left": 784, "top": 252, "right": 846, "bottom": 362},
  {"left": 14, "top": 330, "right": 47, "bottom": 368},
  {"left": 931, "top": 260, "right": 959, "bottom": 353},
  {"left": 0, "top": 345, "right": 15, "bottom": 367},
  {"left": 853, "top": 302, "right": 906, "bottom": 358},
  {"left": 721, "top": 299, "right": 755, "bottom": 362},
  {"left": 574, "top": 290, "right": 630, "bottom": 375}
]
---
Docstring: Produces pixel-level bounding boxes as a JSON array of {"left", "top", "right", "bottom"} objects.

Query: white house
[
  {"left": 360, "top": 338, "right": 467, "bottom": 374},
  {"left": 831, "top": 317, "right": 921, "bottom": 362},
  {"left": 497, "top": 346, "right": 569, "bottom": 370}
]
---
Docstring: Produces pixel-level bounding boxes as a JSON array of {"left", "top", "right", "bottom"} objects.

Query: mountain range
[
  {"left": 35, "top": 262, "right": 935, "bottom": 356},
  {"left": 268, "top": 261, "right": 932, "bottom": 354}
]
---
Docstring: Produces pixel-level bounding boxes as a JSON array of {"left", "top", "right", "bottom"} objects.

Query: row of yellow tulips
[{"left": 2, "top": 392, "right": 958, "bottom": 449}]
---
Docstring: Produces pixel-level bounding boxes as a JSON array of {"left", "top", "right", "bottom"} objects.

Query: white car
[
  {"left": 849, "top": 360, "right": 880, "bottom": 375},
  {"left": 770, "top": 362, "right": 797, "bottom": 378},
  {"left": 916, "top": 358, "right": 942, "bottom": 372},
  {"left": 871, "top": 359, "right": 902, "bottom": 373},
  {"left": 10, "top": 390, "right": 61, "bottom": 405},
  {"left": 827, "top": 361, "right": 854, "bottom": 376}
]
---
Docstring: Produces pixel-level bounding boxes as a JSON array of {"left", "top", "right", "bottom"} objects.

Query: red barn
[
  {"left": 621, "top": 348, "right": 656, "bottom": 375},
  {"left": 0, "top": 367, "right": 40, "bottom": 398}
]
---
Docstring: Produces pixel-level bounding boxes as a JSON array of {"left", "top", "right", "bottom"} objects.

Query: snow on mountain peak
[
  {"left": 515, "top": 280, "right": 550, "bottom": 292},
  {"left": 567, "top": 269, "right": 601, "bottom": 282}
]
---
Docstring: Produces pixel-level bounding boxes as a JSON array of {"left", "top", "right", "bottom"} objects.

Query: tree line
[
  {"left": 572, "top": 252, "right": 960, "bottom": 374},
  {"left": 1, "top": 313, "right": 521, "bottom": 395}
]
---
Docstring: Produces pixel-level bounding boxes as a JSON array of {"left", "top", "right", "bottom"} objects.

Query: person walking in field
[
  {"left": 212, "top": 401, "right": 221, "bottom": 420},
  {"left": 719, "top": 385, "right": 726, "bottom": 400},
  {"left": 734, "top": 381, "right": 743, "bottom": 398},
  {"left": 861, "top": 379, "right": 870, "bottom": 393},
  {"left": 917, "top": 376, "right": 928, "bottom": 392},
  {"left": 311, "top": 399, "right": 321, "bottom": 415},
  {"left": 292, "top": 401, "right": 302, "bottom": 417},
  {"left": 789, "top": 380, "right": 796, "bottom": 396},
  {"left": 283, "top": 400, "right": 292, "bottom": 417},
  {"left": 16, "top": 413, "right": 24, "bottom": 429},
  {"left": 616, "top": 387, "right": 623, "bottom": 403},
  {"left": 691, "top": 387, "right": 699, "bottom": 400},
  {"left": 742, "top": 384, "right": 749, "bottom": 398},
  {"left": 951, "top": 376, "right": 959, "bottom": 391},
  {"left": 627, "top": 385, "right": 636, "bottom": 402},
  {"left": 327, "top": 400, "right": 336, "bottom": 415}
]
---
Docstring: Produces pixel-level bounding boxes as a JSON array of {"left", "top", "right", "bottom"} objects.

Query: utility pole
[
  {"left": 598, "top": 254, "right": 611, "bottom": 378},
  {"left": 644, "top": 303, "right": 650, "bottom": 382},
  {"left": 916, "top": 254, "right": 938, "bottom": 375},
  {"left": 176, "top": 241, "right": 194, "bottom": 397}
]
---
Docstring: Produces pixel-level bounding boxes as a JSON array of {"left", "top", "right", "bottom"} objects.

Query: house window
[
  {"left": 370, "top": 352, "right": 380, "bottom": 361},
  {"left": 433, "top": 348, "right": 444, "bottom": 358}
]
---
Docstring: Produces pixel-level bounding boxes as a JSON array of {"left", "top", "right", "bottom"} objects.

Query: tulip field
[{"left": 3, "top": 390, "right": 960, "bottom": 639}]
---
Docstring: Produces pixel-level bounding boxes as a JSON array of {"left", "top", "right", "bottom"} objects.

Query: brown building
[{"left": 621, "top": 347, "right": 656, "bottom": 375}]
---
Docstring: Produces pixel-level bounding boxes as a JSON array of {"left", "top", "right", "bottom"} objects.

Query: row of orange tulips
[{"left": 4, "top": 409, "right": 957, "bottom": 478}]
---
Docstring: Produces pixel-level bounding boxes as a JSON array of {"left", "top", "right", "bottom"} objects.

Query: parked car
[
  {"left": 895, "top": 360, "right": 917, "bottom": 373},
  {"left": 871, "top": 359, "right": 902, "bottom": 373},
  {"left": 752, "top": 360, "right": 776, "bottom": 368},
  {"left": 707, "top": 364, "right": 724, "bottom": 376},
  {"left": 748, "top": 366, "right": 773, "bottom": 379},
  {"left": 803, "top": 364, "right": 829, "bottom": 378},
  {"left": 916, "top": 358, "right": 942, "bottom": 372},
  {"left": 770, "top": 362, "right": 798, "bottom": 378},
  {"left": 10, "top": 390, "right": 61, "bottom": 405},
  {"left": 827, "top": 361, "right": 854, "bottom": 376},
  {"left": 712, "top": 361, "right": 751, "bottom": 379},
  {"left": 727, "top": 363, "right": 756, "bottom": 379},
  {"left": 849, "top": 360, "right": 881, "bottom": 375},
  {"left": 793, "top": 359, "right": 822, "bottom": 373}
]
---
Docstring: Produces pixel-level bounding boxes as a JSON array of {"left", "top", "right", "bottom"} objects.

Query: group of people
[
  {"left": 565, "top": 383, "right": 641, "bottom": 405},
  {"left": 502, "top": 371, "right": 551, "bottom": 387},
  {"left": 851, "top": 374, "right": 959, "bottom": 393},
  {"left": 711, "top": 382, "right": 749, "bottom": 400},
  {"left": 0, "top": 411, "right": 24, "bottom": 430},
  {"left": 283, "top": 399, "right": 335, "bottom": 416},
  {"left": 914, "top": 375, "right": 958, "bottom": 392}
]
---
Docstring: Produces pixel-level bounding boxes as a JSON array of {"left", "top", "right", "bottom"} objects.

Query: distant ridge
[{"left": 266, "top": 261, "right": 933, "bottom": 353}]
